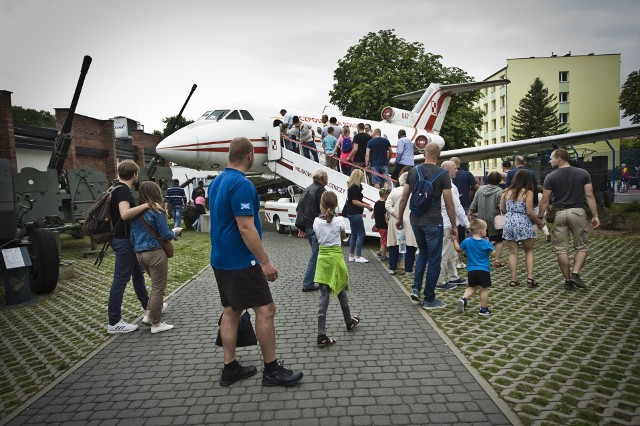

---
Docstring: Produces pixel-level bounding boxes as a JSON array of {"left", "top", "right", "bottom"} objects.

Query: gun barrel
[{"left": 60, "top": 56, "right": 92, "bottom": 134}]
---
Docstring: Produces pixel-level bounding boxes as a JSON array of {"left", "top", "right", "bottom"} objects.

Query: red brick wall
[
  {"left": 131, "top": 130, "right": 163, "bottom": 167},
  {"left": 0, "top": 90, "right": 18, "bottom": 174},
  {"left": 55, "top": 109, "right": 117, "bottom": 180}
]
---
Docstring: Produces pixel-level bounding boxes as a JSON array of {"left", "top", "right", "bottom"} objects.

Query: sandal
[
  {"left": 494, "top": 260, "right": 505, "bottom": 268},
  {"left": 509, "top": 281, "right": 520, "bottom": 287},
  {"left": 346, "top": 315, "right": 360, "bottom": 331},
  {"left": 317, "top": 334, "right": 336, "bottom": 346},
  {"left": 527, "top": 278, "right": 539, "bottom": 287}
]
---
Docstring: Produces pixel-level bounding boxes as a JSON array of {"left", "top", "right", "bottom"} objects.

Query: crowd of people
[{"left": 103, "top": 132, "right": 601, "bottom": 390}]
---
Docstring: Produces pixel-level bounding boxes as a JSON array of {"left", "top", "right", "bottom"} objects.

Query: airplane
[
  {"left": 156, "top": 79, "right": 640, "bottom": 172},
  {"left": 155, "top": 80, "right": 640, "bottom": 235}
]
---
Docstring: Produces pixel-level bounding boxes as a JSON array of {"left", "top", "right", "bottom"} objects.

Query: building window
[
  {"left": 559, "top": 92, "right": 569, "bottom": 103},
  {"left": 559, "top": 71, "right": 569, "bottom": 82},
  {"left": 500, "top": 117, "right": 506, "bottom": 128},
  {"left": 493, "top": 158, "right": 498, "bottom": 168},
  {"left": 484, "top": 104, "right": 488, "bottom": 114},
  {"left": 500, "top": 96, "right": 505, "bottom": 108},
  {"left": 560, "top": 113, "right": 569, "bottom": 124},
  {"left": 501, "top": 136, "right": 506, "bottom": 143},
  {"left": 491, "top": 119, "right": 496, "bottom": 131},
  {"left": 491, "top": 100, "right": 496, "bottom": 111},
  {"left": 483, "top": 123, "right": 488, "bottom": 132}
]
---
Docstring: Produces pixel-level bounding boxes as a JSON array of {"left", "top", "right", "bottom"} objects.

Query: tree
[
  {"left": 156, "top": 115, "right": 194, "bottom": 138},
  {"left": 11, "top": 106, "right": 56, "bottom": 127},
  {"left": 511, "top": 77, "right": 568, "bottom": 140},
  {"left": 330, "top": 30, "right": 483, "bottom": 149},
  {"left": 620, "top": 70, "right": 640, "bottom": 124}
]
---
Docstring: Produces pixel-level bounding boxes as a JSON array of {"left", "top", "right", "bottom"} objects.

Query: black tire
[
  {"left": 28, "top": 229, "right": 60, "bottom": 294},
  {"left": 274, "top": 216, "right": 285, "bottom": 234}
]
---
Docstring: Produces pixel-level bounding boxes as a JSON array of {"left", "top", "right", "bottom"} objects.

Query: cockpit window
[
  {"left": 198, "top": 110, "right": 213, "bottom": 121},
  {"left": 225, "top": 110, "right": 241, "bottom": 120},
  {"left": 240, "top": 110, "right": 254, "bottom": 120},
  {"left": 204, "top": 110, "right": 230, "bottom": 121}
]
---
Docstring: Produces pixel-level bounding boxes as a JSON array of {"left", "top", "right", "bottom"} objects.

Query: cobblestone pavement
[{"left": 6, "top": 230, "right": 514, "bottom": 425}]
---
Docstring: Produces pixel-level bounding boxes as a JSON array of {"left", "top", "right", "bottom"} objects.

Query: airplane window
[
  {"left": 226, "top": 110, "right": 241, "bottom": 120},
  {"left": 198, "top": 110, "right": 213, "bottom": 121},
  {"left": 206, "top": 110, "right": 230, "bottom": 121},
  {"left": 240, "top": 110, "right": 254, "bottom": 120}
]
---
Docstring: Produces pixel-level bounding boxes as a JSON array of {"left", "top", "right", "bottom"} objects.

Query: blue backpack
[
  {"left": 409, "top": 166, "right": 447, "bottom": 216},
  {"left": 341, "top": 137, "right": 353, "bottom": 153}
]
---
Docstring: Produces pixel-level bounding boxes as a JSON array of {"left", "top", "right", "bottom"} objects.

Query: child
[
  {"left": 335, "top": 126, "right": 352, "bottom": 176},
  {"left": 313, "top": 191, "right": 360, "bottom": 345},
  {"left": 453, "top": 219, "right": 497, "bottom": 317},
  {"left": 193, "top": 189, "right": 206, "bottom": 231},
  {"left": 129, "top": 181, "right": 183, "bottom": 334},
  {"left": 373, "top": 188, "right": 390, "bottom": 261},
  {"left": 322, "top": 127, "right": 338, "bottom": 170}
]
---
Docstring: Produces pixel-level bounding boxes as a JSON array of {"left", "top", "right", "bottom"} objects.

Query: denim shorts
[{"left": 370, "top": 166, "right": 389, "bottom": 186}]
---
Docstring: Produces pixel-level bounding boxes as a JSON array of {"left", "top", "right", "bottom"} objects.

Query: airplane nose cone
[{"left": 156, "top": 127, "right": 198, "bottom": 165}]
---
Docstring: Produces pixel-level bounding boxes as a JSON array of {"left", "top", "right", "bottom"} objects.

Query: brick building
[{"left": 0, "top": 90, "right": 164, "bottom": 181}]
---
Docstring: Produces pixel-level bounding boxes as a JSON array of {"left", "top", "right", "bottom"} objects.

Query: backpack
[
  {"left": 83, "top": 184, "right": 123, "bottom": 244},
  {"left": 409, "top": 166, "right": 447, "bottom": 216},
  {"left": 341, "top": 137, "right": 353, "bottom": 153}
]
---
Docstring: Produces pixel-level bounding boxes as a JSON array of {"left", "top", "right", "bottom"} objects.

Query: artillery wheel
[
  {"left": 274, "top": 216, "right": 285, "bottom": 234},
  {"left": 28, "top": 229, "right": 60, "bottom": 294}
]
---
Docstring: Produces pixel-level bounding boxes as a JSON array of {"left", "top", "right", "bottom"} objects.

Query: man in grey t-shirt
[
  {"left": 396, "top": 144, "right": 457, "bottom": 310},
  {"left": 538, "top": 148, "right": 600, "bottom": 290}
]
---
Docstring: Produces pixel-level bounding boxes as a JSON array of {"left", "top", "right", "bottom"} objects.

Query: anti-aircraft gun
[{"left": 0, "top": 55, "right": 107, "bottom": 296}]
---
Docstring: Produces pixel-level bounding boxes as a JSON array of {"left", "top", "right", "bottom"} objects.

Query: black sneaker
[
  {"left": 568, "top": 273, "right": 587, "bottom": 289},
  {"left": 219, "top": 364, "right": 257, "bottom": 386},
  {"left": 262, "top": 361, "right": 303, "bottom": 387},
  {"left": 564, "top": 280, "right": 574, "bottom": 290}
]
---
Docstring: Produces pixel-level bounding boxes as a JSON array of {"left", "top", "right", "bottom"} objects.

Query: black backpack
[
  {"left": 409, "top": 166, "right": 447, "bottom": 216},
  {"left": 83, "top": 184, "right": 123, "bottom": 244}
]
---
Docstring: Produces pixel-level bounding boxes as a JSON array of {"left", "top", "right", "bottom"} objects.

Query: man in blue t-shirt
[
  {"left": 209, "top": 137, "right": 303, "bottom": 388},
  {"left": 365, "top": 128, "right": 393, "bottom": 189}
]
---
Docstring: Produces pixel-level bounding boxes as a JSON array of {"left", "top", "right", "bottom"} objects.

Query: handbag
[
  {"left": 215, "top": 311, "right": 258, "bottom": 347},
  {"left": 141, "top": 217, "right": 174, "bottom": 258},
  {"left": 493, "top": 214, "right": 505, "bottom": 230}
]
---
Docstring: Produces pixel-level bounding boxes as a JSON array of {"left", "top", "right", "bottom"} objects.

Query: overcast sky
[{"left": 1, "top": 0, "right": 638, "bottom": 133}]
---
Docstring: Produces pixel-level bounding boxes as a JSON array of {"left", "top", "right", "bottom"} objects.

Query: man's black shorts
[
  {"left": 468, "top": 270, "right": 492, "bottom": 288},
  {"left": 213, "top": 264, "right": 273, "bottom": 311}
]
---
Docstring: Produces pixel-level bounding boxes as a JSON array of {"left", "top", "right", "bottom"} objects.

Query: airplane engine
[
  {"left": 414, "top": 133, "right": 445, "bottom": 151},
  {"left": 380, "top": 106, "right": 412, "bottom": 126}
]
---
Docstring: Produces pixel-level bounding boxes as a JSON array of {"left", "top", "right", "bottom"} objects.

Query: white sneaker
[
  {"left": 107, "top": 320, "right": 138, "bottom": 334},
  {"left": 456, "top": 262, "right": 466, "bottom": 269},
  {"left": 388, "top": 269, "right": 395, "bottom": 275},
  {"left": 151, "top": 322, "right": 174, "bottom": 334},
  {"left": 355, "top": 257, "right": 369, "bottom": 263},
  {"left": 348, "top": 256, "right": 355, "bottom": 262},
  {"left": 142, "top": 303, "right": 168, "bottom": 326}
]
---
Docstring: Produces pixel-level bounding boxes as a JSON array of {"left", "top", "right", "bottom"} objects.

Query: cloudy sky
[{"left": 1, "top": 0, "right": 638, "bottom": 133}]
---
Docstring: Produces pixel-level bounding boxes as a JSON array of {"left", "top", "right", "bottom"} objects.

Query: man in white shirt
[{"left": 437, "top": 161, "right": 470, "bottom": 290}]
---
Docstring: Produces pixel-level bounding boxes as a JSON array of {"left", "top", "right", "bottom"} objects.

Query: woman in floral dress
[{"left": 500, "top": 169, "right": 544, "bottom": 288}]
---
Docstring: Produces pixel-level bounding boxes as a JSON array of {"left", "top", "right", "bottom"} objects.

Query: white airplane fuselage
[{"left": 156, "top": 105, "right": 444, "bottom": 173}]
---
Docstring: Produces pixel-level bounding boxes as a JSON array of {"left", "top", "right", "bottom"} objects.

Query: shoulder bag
[
  {"left": 141, "top": 217, "right": 174, "bottom": 258},
  {"left": 215, "top": 311, "right": 257, "bottom": 347}
]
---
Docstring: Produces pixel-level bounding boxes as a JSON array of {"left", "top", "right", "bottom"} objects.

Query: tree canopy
[
  {"left": 620, "top": 69, "right": 640, "bottom": 124},
  {"left": 12, "top": 106, "right": 56, "bottom": 127},
  {"left": 329, "top": 29, "right": 483, "bottom": 150},
  {"left": 511, "top": 77, "right": 568, "bottom": 140},
  {"left": 154, "top": 115, "right": 194, "bottom": 138}
]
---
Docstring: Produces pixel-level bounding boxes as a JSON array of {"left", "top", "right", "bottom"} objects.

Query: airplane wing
[{"left": 412, "top": 125, "right": 640, "bottom": 163}]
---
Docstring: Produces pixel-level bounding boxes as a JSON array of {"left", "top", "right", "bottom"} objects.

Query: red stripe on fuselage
[
  {"left": 157, "top": 138, "right": 265, "bottom": 150},
  {"left": 178, "top": 147, "right": 268, "bottom": 154}
]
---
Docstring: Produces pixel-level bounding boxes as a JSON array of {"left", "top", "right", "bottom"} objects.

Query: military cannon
[{"left": 1, "top": 56, "right": 97, "bottom": 296}]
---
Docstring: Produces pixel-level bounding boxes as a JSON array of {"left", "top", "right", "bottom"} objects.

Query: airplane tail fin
[{"left": 393, "top": 79, "right": 510, "bottom": 132}]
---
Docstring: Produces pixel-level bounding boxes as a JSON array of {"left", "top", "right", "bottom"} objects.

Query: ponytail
[{"left": 324, "top": 208, "right": 334, "bottom": 223}]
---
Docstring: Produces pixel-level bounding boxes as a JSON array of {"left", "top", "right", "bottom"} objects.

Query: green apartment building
[{"left": 471, "top": 53, "right": 621, "bottom": 176}]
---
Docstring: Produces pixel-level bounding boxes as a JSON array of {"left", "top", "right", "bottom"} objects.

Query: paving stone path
[{"left": 7, "top": 230, "right": 515, "bottom": 425}]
